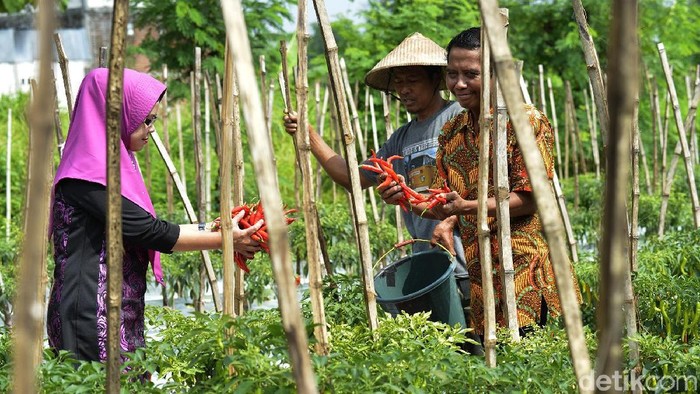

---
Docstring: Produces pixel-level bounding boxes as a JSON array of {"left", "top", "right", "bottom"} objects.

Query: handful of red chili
[
  {"left": 360, "top": 150, "right": 451, "bottom": 213},
  {"left": 211, "top": 202, "right": 297, "bottom": 272}
]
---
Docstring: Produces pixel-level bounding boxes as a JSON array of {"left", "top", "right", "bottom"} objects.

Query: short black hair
[
  {"left": 425, "top": 65, "right": 443, "bottom": 81},
  {"left": 445, "top": 27, "right": 481, "bottom": 59}
]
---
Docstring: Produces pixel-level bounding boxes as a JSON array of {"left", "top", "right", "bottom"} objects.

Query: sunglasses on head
[{"left": 144, "top": 115, "right": 158, "bottom": 127}]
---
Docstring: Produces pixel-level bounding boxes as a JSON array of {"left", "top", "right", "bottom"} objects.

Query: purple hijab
[{"left": 53, "top": 67, "right": 167, "bottom": 284}]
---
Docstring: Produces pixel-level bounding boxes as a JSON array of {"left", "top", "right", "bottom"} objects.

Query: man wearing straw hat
[{"left": 284, "top": 32, "right": 482, "bottom": 353}]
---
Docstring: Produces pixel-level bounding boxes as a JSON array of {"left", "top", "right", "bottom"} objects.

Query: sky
[{"left": 284, "top": 0, "right": 369, "bottom": 32}]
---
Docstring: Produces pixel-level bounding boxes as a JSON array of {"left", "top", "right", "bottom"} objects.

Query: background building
[{"left": 0, "top": 0, "right": 148, "bottom": 108}]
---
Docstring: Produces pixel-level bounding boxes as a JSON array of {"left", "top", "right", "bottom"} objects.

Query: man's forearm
[{"left": 308, "top": 126, "right": 373, "bottom": 190}]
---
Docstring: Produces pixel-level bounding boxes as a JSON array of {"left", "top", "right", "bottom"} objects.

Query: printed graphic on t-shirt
[{"left": 402, "top": 139, "right": 438, "bottom": 193}]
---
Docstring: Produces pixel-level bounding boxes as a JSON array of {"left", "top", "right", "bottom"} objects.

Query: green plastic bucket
[{"left": 373, "top": 249, "right": 466, "bottom": 329}]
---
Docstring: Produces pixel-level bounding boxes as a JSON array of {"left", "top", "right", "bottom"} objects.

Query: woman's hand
[
  {"left": 430, "top": 191, "right": 470, "bottom": 219},
  {"left": 376, "top": 173, "right": 405, "bottom": 205},
  {"left": 231, "top": 210, "right": 263, "bottom": 259}
]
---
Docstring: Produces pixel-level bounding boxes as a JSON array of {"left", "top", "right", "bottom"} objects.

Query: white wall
[
  {"left": 53, "top": 61, "right": 89, "bottom": 110},
  {"left": 0, "top": 61, "right": 88, "bottom": 111},
  {"left": 86, "top": 0, "right": 113, "bottom": 8}
]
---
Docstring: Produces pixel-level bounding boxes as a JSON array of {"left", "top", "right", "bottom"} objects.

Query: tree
[{"left": 130, "top": 0, "right": 295, "bottom": 98}]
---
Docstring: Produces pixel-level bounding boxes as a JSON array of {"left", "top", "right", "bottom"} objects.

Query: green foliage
[
  {"left": 0, "top": 0, "right": 68, "bottom": 13},
  {"left": 635, "top": 333, "right": 700, "bottom": 390},
  {"left": 129, "top": 0, "right": 295, "bottom": 99},
  {"left": 576, "top": 229, "right": 700, "bottom": 342}
]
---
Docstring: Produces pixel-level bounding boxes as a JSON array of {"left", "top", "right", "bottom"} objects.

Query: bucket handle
[{"left": 373, "top": 238, "right": 454, "bottom": 271}]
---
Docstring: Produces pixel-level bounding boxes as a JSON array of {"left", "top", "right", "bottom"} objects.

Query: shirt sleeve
[
  {"left": 508, "top": 106, "right": 556, "bottom": 193},
  {"left": 57, "top": 179, "right": 180, "bottom": 253}
]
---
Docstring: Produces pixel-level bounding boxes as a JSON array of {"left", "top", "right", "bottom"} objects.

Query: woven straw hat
[{"left": 364, "top": 32, "right": 447, "bottom": 92}]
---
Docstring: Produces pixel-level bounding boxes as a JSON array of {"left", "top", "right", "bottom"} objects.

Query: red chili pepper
[
  {"left": 234, "top": 254, "right": 250, "bottom": 273},
  {"left": 360, "top": 164, "right": 384, "bottom": 174},
  {"left": 386, "top": 154, "right": 403, "bottom": 164},
  {"left": 393, "top": 239, "right": 416, "bottom": 249}
]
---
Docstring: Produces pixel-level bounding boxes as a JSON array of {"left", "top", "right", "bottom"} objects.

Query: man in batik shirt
[{"left": 421, "top": 28, "right": 581, "bottom": 336}]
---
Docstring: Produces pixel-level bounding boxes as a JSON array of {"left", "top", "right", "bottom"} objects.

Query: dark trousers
[
  {"left": 457, "top": 275, "right": 549, "bottom": 351},
  {"left": 455, "top": 276, "right": 484, "bottom": 355}
]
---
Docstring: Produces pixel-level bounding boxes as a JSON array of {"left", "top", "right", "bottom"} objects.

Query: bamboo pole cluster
[
  {"left": 479, "top": 1, "right": 593, "bottom": 391},
  {"left": 103, "top": 1, "right": 130, "bottom": 390},
  {"left": 12, "top": 0, "right": 700, "bottom": 392}
]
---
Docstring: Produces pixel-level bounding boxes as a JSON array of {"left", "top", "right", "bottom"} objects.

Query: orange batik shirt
[{"left": 433, "top": 104, "right": 581, "bottom": 335}]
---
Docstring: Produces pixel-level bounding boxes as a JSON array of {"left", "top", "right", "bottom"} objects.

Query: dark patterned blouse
[
  {"left": 433, "top": 105, "right": 581, "bottom": 334},
  {"left": 47, "top": 179, "right": 179, "bottom": 362}
]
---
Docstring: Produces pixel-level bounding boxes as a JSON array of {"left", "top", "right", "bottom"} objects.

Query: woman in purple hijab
[{"left": 47, "top": 68, "right": 262, "bottom": 362}]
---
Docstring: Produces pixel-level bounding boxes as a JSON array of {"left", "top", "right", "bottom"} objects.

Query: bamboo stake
[
  {"left": 564, "top": 89, "right": 570, "bottom": 179},
  {"left": 204, "top": 76, "right": 212, "bottom": 214},
  {"left": 230, "top": 54, "right": 247, "bottom": 316},
  {"left": 312, "top": 0, "right": 378, "bottom": 333},
  {"left": 657, "top": 79, "right": 700, "bottom": 237},
  {"left": 492, "top": 11, "right": 519, "bottom": 341},
  {"left": 5, "top": 109, "right": 10, "bottom": 241},
  {"left": 657, "top": 43, "right": 700, "bottom": 228},
  {"left": 314, "top": 82, "right": 322, "bottom": 200},
  {"left": 648, "top": 73, "right": 661, "bottom": 192},
  {"left": 688, "top": 64, "right": 700, "bottom": 164},
  {"left": 12, "top": 1, "right": 54, "bottom": 391},
  {"left": 53, "top": 32, "right": 73, "bottom": 119},
  {"left": 637, "top": 125, "right": 652, "bottom": 196},
  {"left": 192, "top": 49, "right": 211, "bottom": 312},
  {"left": 221, "top": 44, "right": 237, "bottom": 317},
  {"left": 480, "top": 2, "right": 593, "bottom": 390},
  {"left": 176, "top": 102, "right": 186, "bottom": 188},
  {"left": 259, "top": 55, "right": 270, "bottom": 139},
  {"left": 216, "top": 72, "right": 223, "bottom": 116},
  {"left": 315, "top": 83, "right": 330, "bottom": 201},
  {"left": 479, "top": 23, "right": 498, "bottom": 365},
  {"left": 596, "top": 1, "right": 637, "bottom": 386},
  {"left": 493, "top": 91, "right": 520, "bottom": 339},
  {"left": 99, "top": 46, "right": 107, "bottom": 67},
  {"left": 553, "top": 171, "right": 579, "bottom": 262},
  {"left": 278, "top": 46, "right": 301, "bottom": 208},
  {"left": 369, "top": 91, "right": 380, "bottom": 153},
  {"left": 104, "top": 0, "right": 129, "bottom": 390},
  {"left": 220, "top": 2, "right": 319, "bottom": 392},
  {"left": 330, "top": 94, "right": 339, "bottom": 203},
  {"left": 566, "top": 83, "right": 581, "bottom": 209},
  {"left": 267, "top": 81, "right": 276, "bottom": 150},
  {"left": 25, "top": 79, "right": 38, "bottom": 234},
  {"left": 160, "top": 66, "right": 172, "bottom": 307},
  {"left": 567, "top": 82, "right": 588, "bottom": 174},
  {"left": 526, "top": 72, "right": 578, "bottom": 269},
  {"left": 295, "top": 2, "right": 329, "bottom": 354},
  {"left": 538, "top": 64, "right": 547, "bottom": 116},
  {"left": 588, "top": 80, "right": 601, "bottom": 172},
  {"left": 572, "top": 0, "right": 609, "bottom": 159},
  {"left": 629, "top": 91, "right": 641, "bottom": 361},
  {"left": 144, "top": 129, "right": 152, "bottom": 191},
  {"left": 687, "top": 74, "right": 698, "bottom": 164},
  {"left": 341, "top": 58, "right": 379, "bottom": 223},
  {"left": 162, "top": 66, "right": 174, "bottom": 219},
  {"left": 150, "top": 130, "right": 223, "bottom": 313},
  {"left": 381, "top": 92, "right": 406, "bottom": 257},
  {"left": 583, "top": 88, "right": 601, "bottom": 179},
  {"left": 547, "top": 77, "right": 563, "bottom": 179},
  {"left": 661, "top": 88, "right": 670, "bottom": 188},
  {"left": 362, "top": 87, "right": 371, "bottom": 152},
  {"left": 207, "top": 74, "right": 224, "bottom": 158}
]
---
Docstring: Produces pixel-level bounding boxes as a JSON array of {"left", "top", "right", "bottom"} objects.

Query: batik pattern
[{"left": 434, "top": 105, "right": 581, "bottom": 334}]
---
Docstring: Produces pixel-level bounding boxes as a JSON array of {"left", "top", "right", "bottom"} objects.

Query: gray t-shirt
[{"left": 362, "top": 101, "right": 468, "bottom": 276}]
